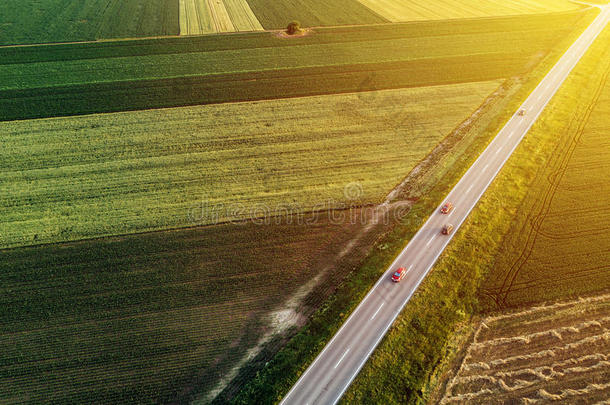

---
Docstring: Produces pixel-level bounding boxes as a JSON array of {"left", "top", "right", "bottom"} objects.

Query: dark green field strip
[
  {"left": 0, "top": 222, "right": 332, "bottom": 332},
  {"left": 0, "top": 0, "right": 179, "bottom": 46},
  {"left": 0, "top": 27, "right": 568, "bottom": 92},
  {"left": 0, "top": 53, "right": 537, "bottom": 121},
  {"left": 0, "top": 210, "right": 368, "bottom": 403},
  {"left": 0, "top": 215, "right": 369, "bottom": 403},
  {"left": 245, "top": 0, "right": 387, "bottom": 29},
  {"left": 0, "top": 11, "right": 584, "bottom": 121},
  {"left": 0, "top": 10, "right": 586, "bottom": 66}
]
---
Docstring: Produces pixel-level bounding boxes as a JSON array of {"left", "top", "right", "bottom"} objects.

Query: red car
[
  {"left": 391, "top": 267, "right": 407, "bottom": 283},
  {"left": 440, "top": 202, "right": 454, "bottom": 214}
]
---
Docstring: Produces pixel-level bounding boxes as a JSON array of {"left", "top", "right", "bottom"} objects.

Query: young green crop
[
  {"left": 0, "top": 215, "right": 376, "bottom": 403},
  {"left": 0, "top": 80, "right": 499, "bottom": 248},
  {"left": 0, "top": 0, "right": 178, "bottom": 45}
]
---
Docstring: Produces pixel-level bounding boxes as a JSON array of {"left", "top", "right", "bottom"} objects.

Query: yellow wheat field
[
  {"left": 357, "top": 0, "right": 580, "bottom": 22},
  {"left": 179, "top": 0, "right": 263, "bottom": 35}
]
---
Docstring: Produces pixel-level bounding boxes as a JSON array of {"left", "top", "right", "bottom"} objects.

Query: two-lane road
[{"left": 282, "top": 5, "right": 610, "bottom": 405}]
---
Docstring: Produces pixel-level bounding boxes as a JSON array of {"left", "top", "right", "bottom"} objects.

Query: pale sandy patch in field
[
  {"left": 180, "top": 0, "right": 262, "bottom": 34},
  {"left": 357, "top": 0, "right": 579, "bottom": 22}
]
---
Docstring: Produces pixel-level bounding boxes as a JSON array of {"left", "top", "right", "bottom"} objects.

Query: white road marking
[
  {"left": 482, "top": 164, "right": 489, "bottom": 172},
  {"left": 466, "top": 184, "right": 474, "bottom": 194},
  {"left": 495, "top": 146, "right": 503, "bottom": 155},
  {"left": 408, "top": 264, "right": 413, "bottom": 271},
  {"left": 508, "top": 130, "right": 515, "bottom": 139},
  {"left": 334, "top": 349, "right": 350, "bottom": 369},
  {"left": 426, "top": 236, "right": 435, "bottom": 247},
  {"left": 371, "top": 303, "right": 384, "bottom": 320}
]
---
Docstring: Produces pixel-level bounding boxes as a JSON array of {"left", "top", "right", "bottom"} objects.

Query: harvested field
[
  {"left": 225, "top": 0, "right": 264, "bottom": 31},
  {"left": 0, "top": 0, "right": 179, "bottom": 45},
  {"left": 0, "top": 210, "right": 385, "bottom": 404},
  {"left": 0, "top": 10, "right": 589, "bottom": 121},
  {"left": 244, "top": 0, "right": 386, "bottom": 29},
  {"left": 441, "top": 294, "right": 610, "bottom": 404},
  {"left": 356, "top": 0, "right": 579, "bottom": 22},
  {"left": 0, "top": 80, "right": 499, "bottom": 248},
  {"left": 179, "top": 0, "right": 263, "bottom": 35}
]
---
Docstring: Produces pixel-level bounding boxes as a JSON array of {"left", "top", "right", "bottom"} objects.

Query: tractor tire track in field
[
  {"left": 486, "top": 61, "right": 610, "bottom": 309},
  {"left": 441, "top": 294, "right": 610, "bottom": 404}
]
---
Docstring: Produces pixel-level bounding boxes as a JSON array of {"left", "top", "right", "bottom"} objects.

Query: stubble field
[
  {"left": 441, "top": 294, "right": 610, "bottom": 404},
  {"left": 356, "top": 0, "right": 579, "bottom": 22},
  {"left": 179, "top": 0, "right": 263, "bottom": 35}
]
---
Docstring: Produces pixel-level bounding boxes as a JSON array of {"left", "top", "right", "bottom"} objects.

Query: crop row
[
  {"left": 0, "top": 26, "right": 571, "bottom": 91},
  {"left": 0, "top": 12, "right": 584, "bottom": 65},
  {"left": 0, "top": 53, "right": 524, "bottom": 122}
]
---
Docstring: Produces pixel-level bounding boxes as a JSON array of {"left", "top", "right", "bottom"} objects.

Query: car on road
[
  {"left": 442, "top": 224, "right": 454, "bottom": 235},
  {"left": 391, "top": 267, "right": 407, "bottom": 283},
  {"left": 440, "top": 202, "right": 454, "bottom": 214},
  {"left": 518, "top": 109, "right": 526, "bottom": 116}
]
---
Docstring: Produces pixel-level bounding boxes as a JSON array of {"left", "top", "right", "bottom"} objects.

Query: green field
[
  {"left": 0, "top": 0, "right": 179, "bottom": 45},
  {"left": 479, "top": 31, "right": 610, "bottom": 309},
  {"left": 0, "top": 11, "right": 588, "bottom": 121},
  {"left": 0, "top": 80, "right": 499, "bottom": 249},
  {"left": 0, "top": 212, "right": 384, "bottom": 404},
  {"left": 357, "top": 0, "right": 579, "bottom": 22},
  {"left": 245, "top": 0, "right": 386, "bottom": 29}
]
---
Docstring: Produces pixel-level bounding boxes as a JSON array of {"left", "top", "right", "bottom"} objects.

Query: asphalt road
[{"left": 281, "top": 5, "right": 610, "bottom": 405}]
